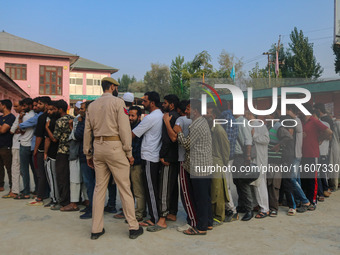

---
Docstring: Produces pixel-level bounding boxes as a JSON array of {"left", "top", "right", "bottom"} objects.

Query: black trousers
[
  {"left": 56, "top": 153, "right": 70, "bottom": 206},
  {"left": 36, "top": 151, "right": 49, "bottom": 200},
  {"left": 142, "top": 160, "right": 160, "bottom": 224},
  {"left": 180, "top": 165, "right": 197, "bottom": 227},
  {"left": 190, "top": 177, "right": 213, "bottom": 231},
  {"left": 0, "top": 148, "right": 12, "bottom": 189},
  {"left": 317, "top": 155, "right": 329, "bottom": 196},
  {"left": 301, "top": 157, "right": 318, "bottom": 205},
  {"left": 158, "top": 162, "right": 179, "bottom": 217}
]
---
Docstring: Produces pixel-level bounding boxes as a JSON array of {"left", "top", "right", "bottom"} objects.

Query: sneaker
[
  {"left": 129, "top": 226, "right": 143, "bottom": 239},
  {"left": 80, "top": 211, "right": 92, "bottom": 219},
  {"left": 80, "top": 206, "right": 90, "bottom": 213},
  {"left": 27, "top": 199, "right": 43, "bottom": 206},
  {"left": 104, "top": 206, "right": 117, "bottom": 213},
  {"left": 177, "top": 224, "right": 191, "bottom": 232}
]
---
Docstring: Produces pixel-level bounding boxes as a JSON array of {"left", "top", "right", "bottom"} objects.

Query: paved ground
[{"left": 1, "top": 176, "right": 340, "bottom": 255}]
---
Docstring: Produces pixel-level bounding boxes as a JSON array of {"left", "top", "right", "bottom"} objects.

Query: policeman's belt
[{"left": 94, "top": 136, "right": 120, "bottom": 141}]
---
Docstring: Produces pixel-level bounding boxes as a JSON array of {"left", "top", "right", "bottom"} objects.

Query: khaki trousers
[
  {"left": 130, "top": 164, "right": 146, "bottom": 219},
  {"left": 92, "top": 140, "right": 138, "bottom": 233}
]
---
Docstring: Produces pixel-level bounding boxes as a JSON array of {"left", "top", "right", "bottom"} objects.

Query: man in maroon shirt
[{"left": 298, "top": 103, "right": 332, "bottom": 211}]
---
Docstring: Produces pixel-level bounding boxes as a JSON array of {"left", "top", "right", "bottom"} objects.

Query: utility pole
[{"left": 262, "top": 52, "right": 273, "bottom": 87}]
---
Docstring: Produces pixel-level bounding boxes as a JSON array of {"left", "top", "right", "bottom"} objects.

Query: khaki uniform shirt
[{"left": 84, "top": 93, "right": 132, "bottom": 159}]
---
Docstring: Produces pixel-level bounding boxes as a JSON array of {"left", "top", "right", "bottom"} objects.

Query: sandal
[
  {"left": 183, "top": 227, "right": 207, "bottom": 235},
  {"left": 14, "top": 194, "right": 30, "bottom": 200},
  {"left": 60, "top": 204, "right": 79, "bottom": 212},
  {"left": 269, "top": 210, "right": 278, "bottom": 217},
  {"left": 255, "top": 212, "right": 269, "bottom": 219},
  {"left": 287, "top": 208, "right": 296, "bottom": 216},
  {"left": 2, "top": 192, "right": 17, "bottom": 198},
  {"left": 212, "top": 218, "right": 223, "bottom": 226},
  {"left": 318, "top": 196, "right": 325, "bottom": 202},
  {"left": 146, "top": 224, "right": 167, "bottom": 232},
  {"left": 113, "top": 212, "right": 125, "bottom": 219},
  {"left": 139, "top": 220, "right": 155, "bottom": 227}
]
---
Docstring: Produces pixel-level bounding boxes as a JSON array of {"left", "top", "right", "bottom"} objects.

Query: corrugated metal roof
[
  {"left": 220, "top": 80, "right": 340, "bottom": 100},
  {"left": 0, "top": 31, "right": 78, "bottom": 58},
  {"left": 71, "top": 57, "right": 118, "bottom": 74}
]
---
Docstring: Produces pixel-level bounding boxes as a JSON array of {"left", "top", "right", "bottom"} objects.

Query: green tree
[
  {"left": 285, "top": 27, "right": 323, "bottom": 79},
  {"left": 128, "top": 81, "right": 146, "bottom": 93},
  {"left": 218, "top": 50, "right": 245, "bottom": 80},
  {"left": 333, "top": 43, "right": 340, "bottom": 75},
  {"left": 117, "top": 74, "right": 136, "bottom": 92},
  {"left": 190, "top": 50, "right": 214, "bottom": 78},
  {"left": 144, "top": 63, "right": 171, "bottom": 99},
  {"left": 170, "top": 55, "right": 190, "bottom": 99}
]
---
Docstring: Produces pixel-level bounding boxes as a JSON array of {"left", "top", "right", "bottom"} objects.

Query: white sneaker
[{"left": 177, "top": 224, "right": 191, "bottom": 232}]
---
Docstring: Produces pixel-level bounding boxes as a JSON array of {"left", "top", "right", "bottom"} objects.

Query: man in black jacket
[{"left": 147, "top": 94, "right": 180, "bottom": 232}]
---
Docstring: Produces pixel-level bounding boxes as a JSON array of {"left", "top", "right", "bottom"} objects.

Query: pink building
[{"left": 0, "top": 32, "right": 118, "bottom": 105}]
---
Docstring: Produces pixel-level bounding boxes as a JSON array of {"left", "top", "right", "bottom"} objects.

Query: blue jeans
[
  {"left": 80, "top": 158, "right": 95, "bottom": 208},
  {"left": 291, "top": 157, "right": 309, "bottom": 204},
  {"left": 20, "top": 145, "right": 34, "bottom": 196},
  {"left": 107, "top": 174, "right": 117, "bottom": 208}
]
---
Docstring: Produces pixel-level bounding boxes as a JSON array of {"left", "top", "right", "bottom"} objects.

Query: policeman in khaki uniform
[{"left": 84, "top": 77, "right": 143, "bottom": 240}]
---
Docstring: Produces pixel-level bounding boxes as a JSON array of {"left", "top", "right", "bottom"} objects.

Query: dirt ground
[{"left": 1, "top": 175, "right": 340, "bottom": 255}]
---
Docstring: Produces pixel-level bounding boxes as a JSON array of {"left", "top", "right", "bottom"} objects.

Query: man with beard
[
  {"left": 75, "top": 101, "right": 95, "bottom": 219},
  {"left": 0, "top": 100, "right": 16, "bottom": 194},
  {"left": 147, "top": 94, "right": 180, "bottom": 232},
  {"left": 28, "top": 96, "right": 51, "bottom": 205},
  {"left": 15, "top": 98, "right": 35, "bottom": 199},
  {"left": 44, "top": 101, "right": 60, "bottom": 207},
  {"left": 205, "top": 104, "right": 230, "bottom": 225},
  {"left": 84, "top": 77, "right": 142, "bottom": 240},
  {"left": 132, "top": 91, "right": 163, "bottom": 228},
  {"left": 5, "top": 101, "right": 22, "bottom": 198},
  {"left": 46, "top": 100, "right": 74, "bottom": 211},
  {"left": 114, "top": 105, "right": 146, "bottom": 221},
  {"left": 176, "top": 99, "right": 213, "bottom": 235}
]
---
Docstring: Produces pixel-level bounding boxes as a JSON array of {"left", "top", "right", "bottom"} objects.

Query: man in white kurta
[{"left": 246, "top": 112, "right": 270, "bottom": 217}]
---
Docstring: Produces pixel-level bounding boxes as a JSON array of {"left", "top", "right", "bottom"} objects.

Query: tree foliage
[
  {"left": 285, "top": 27, "right": 323, "bottom": 79},
  {"left": 144, "top": 63, "right": 171, "bottom": 99},
  {"left": 218, "top": 50, "right": 245, "bottom": 80},
  {"left": 117, "top": 74, "right": 136, "bottom": 92},
  {"left": 128, "top": 81, "right": 146, "bottom": 93},
  {"left": 333, "top": 43, "right": 340, "bottom": 75},
  {"left": 249, "top": 27, "right": 323, "bottom": 85},
  {"left": 170, "top": 55, "right": 190, "bottom": 99}
]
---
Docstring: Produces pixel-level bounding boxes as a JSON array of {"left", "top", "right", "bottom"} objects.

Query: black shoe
[
  {"left": 104, "top": 206, "right": 117, "bottom": 213},
  {"left": 44, "top": 201, "right": 56, "bottom": 208},
  {"left": 241, "top": 211, "right": 253, "bottom": 221},
  {"left": 129, "top": 226, "right": 143, "bottom": 239},
  {"left": 91, "top": 228, "right": 105, "bottom": 240},
  {"left": 80, "top": 206, "right": 90, "bottom": 213},
  {"left": 80, "top": 211, "right": 92, "bottom": 219}
]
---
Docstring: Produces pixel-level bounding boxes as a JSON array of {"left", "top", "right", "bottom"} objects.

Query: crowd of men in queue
[{"left": 0, "top": 77, "right": 340, "bottom": 239}]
